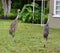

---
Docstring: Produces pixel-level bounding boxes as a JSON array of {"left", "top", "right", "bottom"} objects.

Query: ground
[{"left": 0, "top": 19, "right": 60, "bottom": 53}]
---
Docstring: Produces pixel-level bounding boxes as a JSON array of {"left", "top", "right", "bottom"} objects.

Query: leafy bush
[
  {"left": 42, "top": 14, "right": 48, "bottom": 24},
  {"left": 19, "top": 2, "right": 41, "bottom": 23},
  {"left": 7, "top": 13, "right": 15, "bottom": 17},
  {"left": 0, "top": 7, "right": 4, "bottom": 16},
  {"left": 12, "top": 0, "right": 21, "bottom": 9},
  {"left": 11, "top": 9, "right": 17, "bottom": 14},
  {"left": 7, "top": 13, "right": 16, "bottom": 19},
  {"left": 45, "top": 8, "right": 49, "bottom": 14}
]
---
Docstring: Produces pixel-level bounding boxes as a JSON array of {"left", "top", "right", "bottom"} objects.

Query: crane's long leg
[
  {"left": 44, "top": 36, "right": 48, "bottom": 48},
  {"left": 43, "top": 34, "right": 48, "bottom": 48},
  {"left": 12, "top": 32, "right": 16, "bottom": 42},
  {"left": 44, "top": 38, "right": 46, "bottom": 48}
]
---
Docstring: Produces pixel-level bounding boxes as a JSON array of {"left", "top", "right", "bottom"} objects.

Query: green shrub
[
  {"left": 19, "top": 2, "right": 41, "bottom": 23},
  {"left": 7, "top": 13, "right": 16, "bottom": 19},
  {"left": 11, "top": 9, "right": 17, "bottom": 14},
  {"left": 45, "top": 8, "right": 49, "bottom": 14},
  {"left": 42, "top": 14, "right": 48, "bottom": 24},
  {"left": 19, "top": 2, "right": 49, "bottom": 24},
  {"left": 7, "top": 13, "right": 15, "bottom": 17},
  {"left": 0, "top": 7, "right": 4, "bottom": 16}
]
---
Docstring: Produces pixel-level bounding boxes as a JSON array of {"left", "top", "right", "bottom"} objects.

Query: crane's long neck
[
  {"left": 15, "top": 16, "right": 18, "bottom": 20},
  {"left": 15, "top": 11, "right": 19, "bottom": 20}
]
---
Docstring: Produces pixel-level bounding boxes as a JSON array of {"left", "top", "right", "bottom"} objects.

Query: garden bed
[{"left": 0, "top": 16, "right": 16, "bottom": 20}]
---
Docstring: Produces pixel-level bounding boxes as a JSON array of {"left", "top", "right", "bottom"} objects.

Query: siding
[
  {"left": 49, "top": 17, "right": 60, "bottom": 28},
  {"left": 49, "top": 0, "right": 60, "bottom": 28}
]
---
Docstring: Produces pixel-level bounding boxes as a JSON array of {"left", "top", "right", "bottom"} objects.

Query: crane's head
[
  {"left": 17, "top": 9, "right": 20, "bottom": 13},
  {"left": 17, "top": 9, "right": 20, "bottom": 16}
]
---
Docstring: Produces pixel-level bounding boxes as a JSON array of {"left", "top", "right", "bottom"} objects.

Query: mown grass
[{"left": 0, "top": 19, "right": 60, "bottom": 53}]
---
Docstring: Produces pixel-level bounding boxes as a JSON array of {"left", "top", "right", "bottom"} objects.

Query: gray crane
[
  {"left": 9, "top": 9, "right": 20, "bottom": 41},
  {"left": 43, "top": 21, "right": 49, "bottom": 48}
]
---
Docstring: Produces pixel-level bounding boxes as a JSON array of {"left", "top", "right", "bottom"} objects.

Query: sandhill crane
[
  {"left": 43, "top": 21, "right": 49, "bottom": 48},
  {"left": 9, "top": 9, "right": 20, "bottom": 41}
]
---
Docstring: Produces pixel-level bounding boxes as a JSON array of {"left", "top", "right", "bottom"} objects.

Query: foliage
[
  {"left": 19, "top": 2, "right": 41, "bottom": 23},
  {"left": 7, "top": 13, "right": 15, "bottom": 17},
  {"left": 45, "top": 8, "right": 49, "bottom": 14},
  {"left": 7, "top": 13, "right": 16, "bottom": 19},
  {"left": 42, "top": 14, "right": 48, "bottom": 24},
  {"left": 11, "top": 9, "right": 17, "bottom": 14},
  {"left": 12, "top": 0, "right": 20, "bottom": 9},
  {"left": 7, "top": 9, "right": 17, "bottom": 18},
  {"left": 19, "top": 2, "right": 49, "bottom": 24},
  {"left": 0, "top": 7, "right": 4, "bottom": 16},
  {"left": 0, "top": 0, "right": 49, "bottom": 23}
]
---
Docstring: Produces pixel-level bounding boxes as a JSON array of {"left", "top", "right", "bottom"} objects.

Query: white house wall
[{"left": 49, "top": 0, "right": 60, "bottom": 28}]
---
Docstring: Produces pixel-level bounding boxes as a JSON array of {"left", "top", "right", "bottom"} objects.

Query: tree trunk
[
  {"left": 2, "top": 0, "right": 7, "bottom": 16},
  {"left": 8, "top": 0, "right": 11, "bottom": 13},
  {"left": 2, "top": 0, "right": 11, "bottom": 16}
]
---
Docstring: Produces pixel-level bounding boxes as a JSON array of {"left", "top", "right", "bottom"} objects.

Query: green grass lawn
[{"left": 0, "top": 19, "right": 60, "bottom": 53}]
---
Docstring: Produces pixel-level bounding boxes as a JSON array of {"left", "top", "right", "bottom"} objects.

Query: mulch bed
[{"left": 0, "top": 16, "right": 16, "bottom": 20}]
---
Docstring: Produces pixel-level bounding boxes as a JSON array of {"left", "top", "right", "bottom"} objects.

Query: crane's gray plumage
[
  {"left": 44, "top": 22, "right": 49, "bottom": 40},
  {"left": 43, "top": 22, "right": 49, "bottom": 47},
  {"left": 9, "top": 9, "right": 20, "bottom": 41}
]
